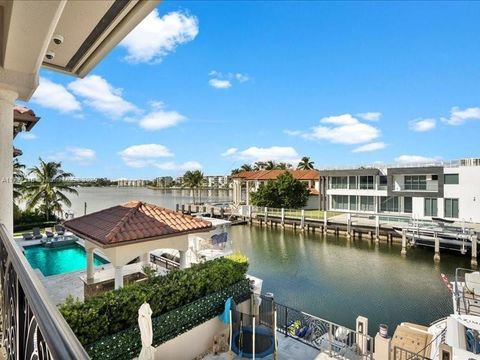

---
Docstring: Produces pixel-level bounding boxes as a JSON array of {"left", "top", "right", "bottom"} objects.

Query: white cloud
[
  {"left": 409, "top": 118, "right": 436, "bottom": 132},
  {"left": 208, "top": 71, "right": 249, "bottom": 89},
  {"left": 291, "top": 114, "right": 381, "bottom": 145},
  {"left": 31, "top": 77, "right": 81, "bottom": 113},
  {"left": 441, "top": 106, "right": 480, "bottom": 125},
  {"left": 120, "top": 10, "right": 199, "bottom": 64},
  {"left": 68, "top": 147, "right": 96, "bottom": 165},
  {"left": 222, "top": 148, "right": 238, "bottom": 157},
  {"left": 155, "top": 161, "right": 202, "bottom": 171},
  {"left": 138, "top": 102, "right": 185, "bottom": 130},
  {"left": 394, "top": 155, "right": 441, "bottom": 165},
  {"left": 68, "top": 75, "right": 137, "bottom": 117},
  {"left": 231, "top": 146, "right": 299, "bottom": 163},
  {"left": 357, "top": 112, "right": 382, "bottom": 121},
  {"left": 352, "top": 142, "right": 386, "bottom": 153},
  {"left": 119, "top": 144, "right": 174, "bottom": 168},
  {"left": 18, "top": 133, "right": 37, "bottom": 140},
  {"left": 235, "top": 73, "right": 250, "bottom": 83},
  {"left": 208, "top": 78, "right": 232, "bottom": 89}
]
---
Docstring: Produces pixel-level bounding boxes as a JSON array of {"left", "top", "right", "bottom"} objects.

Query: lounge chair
[
  {"left": 32, "top": 227, "right": 43, "bottom": 240},
  {"left": 45, "top": 230, "right": 54, "bottom": 238},
  {"left": 55, "top": 224, "right": 65, "bottom": 236},
  {"left": 22, "top": 232, "right": 33, "bottom": 240}
]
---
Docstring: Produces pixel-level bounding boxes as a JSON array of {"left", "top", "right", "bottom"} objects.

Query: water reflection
[{"left": 232, "top": 225, "right": 468, "bottom": 334}]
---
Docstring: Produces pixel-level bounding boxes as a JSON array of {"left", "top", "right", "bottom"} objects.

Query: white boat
[
  {"left": 392, "top": 218, "right": 478, "bottom": 254},
  {"left": 392, "top": 268, "right": 480, "bottom": 359}
]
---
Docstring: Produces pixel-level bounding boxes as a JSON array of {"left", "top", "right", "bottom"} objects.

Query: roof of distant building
[{"left": 232, "top": 169, "right": 319, "bottom": 181}]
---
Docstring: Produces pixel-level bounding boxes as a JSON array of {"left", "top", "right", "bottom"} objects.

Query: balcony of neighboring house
[
  {"left": 0, "top": 1, "right": 160, "bottom": 358},
  {"left": 392, "top": 175, "right": 440, "bottom": 192}
]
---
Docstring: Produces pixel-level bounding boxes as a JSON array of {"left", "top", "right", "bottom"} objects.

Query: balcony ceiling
[{"left": 0, "top": 0, "right": 159, "bottom": 99}]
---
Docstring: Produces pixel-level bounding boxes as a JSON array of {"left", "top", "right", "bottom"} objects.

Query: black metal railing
[
  {"left": 271, "top": 298, "right": 373, "bottom": 359},
  {"left": 0, "top": 224, "right": 89, "bottom": 359},
  {"left": 393, "top": 346, "right": 432, "bottom": 360},
  {"left": 150, "top": 253, "right": 180, "bottom": 270}
]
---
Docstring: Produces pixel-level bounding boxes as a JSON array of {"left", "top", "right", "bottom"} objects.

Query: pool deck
[{"left": 202, "top": 333, "right": 325, "bottom": 360}]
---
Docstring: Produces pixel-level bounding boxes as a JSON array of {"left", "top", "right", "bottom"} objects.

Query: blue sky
[{"left": 15, "top": 1, "right": 480, "bottom": 179}]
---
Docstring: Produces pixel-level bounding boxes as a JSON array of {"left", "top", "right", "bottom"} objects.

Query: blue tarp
[{"left": 219, "top": 297, "right": 233, "bottom": 324}]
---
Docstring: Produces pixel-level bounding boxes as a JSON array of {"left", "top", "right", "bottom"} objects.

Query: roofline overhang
[
  {"left": 42, "top": 0, "right": 160, "bottom": 78},
  {"left": 65, "top": 224, "right": 213, "bottom": 249}
]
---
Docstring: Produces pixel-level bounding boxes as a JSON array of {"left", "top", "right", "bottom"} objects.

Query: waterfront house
[
  {"left": 232, "top": 169, "right": 321, "bottom": 208},
  {"left": 320, "top": 158, "right": 480, "bottom": 223}
]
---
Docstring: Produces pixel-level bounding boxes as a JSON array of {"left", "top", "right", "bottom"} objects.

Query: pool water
[{"left": 24, "top": 244, "right": 108, "bottom": 276}]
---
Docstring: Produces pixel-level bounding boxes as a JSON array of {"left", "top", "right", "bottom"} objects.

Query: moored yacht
[
  {"left": 392, "top": 268, "right": 480, "bottom": 359},
  {"left": 393, "top": 218, "right": 479, "bottom": 254}
]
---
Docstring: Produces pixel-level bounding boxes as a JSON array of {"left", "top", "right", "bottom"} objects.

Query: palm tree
[
  {"left": 253, "top": 161, "right": 266, "bottom": 171},
  {"left": 23, "top": 158, "right": 78, "bottom": 221},
  {"left": 240, "top": 164, "right": 253, "bottom": 172},
  {"left": 265, "top": 161, "right": 276, "bottom": 170},
  {"left": 297, "top": 156, "right": 315, "bottom": 170},
  {"left": 182, "top": 170, "right": 204, "bottom": 204},
  {"left": 276, "top": 162, "right": 291, "bottom": 170},
  {"left": 13, "top": 160, "right": 26, "bottom": 201}
]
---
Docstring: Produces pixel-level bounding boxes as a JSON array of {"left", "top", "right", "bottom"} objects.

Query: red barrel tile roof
[
  {"left": 64, "top": 201, "right": 212, "bottom": 246},
  {"left": 232, "top": 169, "right": 319, "bottom": 180}
]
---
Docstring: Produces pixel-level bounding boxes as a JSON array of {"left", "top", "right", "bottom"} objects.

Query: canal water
[{"left": 69, "top": 187, "right": 469, "bottom": 335}]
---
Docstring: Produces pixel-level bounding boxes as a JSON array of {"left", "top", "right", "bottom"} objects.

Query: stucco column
[
  {"left": 0, "top": 88, "right": 18, "bottom": 237},
  {"left": 86, "top": 248, "right": 95, "bottom": 281},
  {"left": 114, "top": 266, "right": 124, "bottom": 289},
  {"left": 141, "top": 252, "right": 150, "bottom": 267},
  {"left": 179, "top": 250, "right": 188, "bottom": 269}
]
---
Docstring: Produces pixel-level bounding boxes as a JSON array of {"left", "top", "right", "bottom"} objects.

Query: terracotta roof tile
[
  {"left": 64, "top": 201, "right": 212, "bottom": 246},
  {"left": 232, "top": 169, "right": 320, "bottom": 181}
]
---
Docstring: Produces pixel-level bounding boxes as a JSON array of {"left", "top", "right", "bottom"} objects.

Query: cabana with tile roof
[{"left": 64, "top": 201, "right": 212, "bottom": 290}]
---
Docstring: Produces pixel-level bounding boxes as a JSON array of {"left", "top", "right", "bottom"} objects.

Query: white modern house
[{"left": 320, "top": 158, "right": 480, "bottom": 223}]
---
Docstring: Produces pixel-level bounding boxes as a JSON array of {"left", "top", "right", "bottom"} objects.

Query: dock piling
[
  {"left": 375, "top": 215, "right": 380, "bottom": 242},
  {"left": 434, "top": 232, "right": 440, "bottom": 262},
  {"left": 323, "top": 211, "right": 328, "bottom": 234},
  {"left": 401, "top": 230, "right": 407, "bottom": 256},
  {"left": 300, "top": 210, "right": 305, "bottom": 231},
  {"left": 346, "top": 213, "right": 352, "bottom": 238},
  {"left": 281, "top": 208, "right": 285, "bottom": 228}
]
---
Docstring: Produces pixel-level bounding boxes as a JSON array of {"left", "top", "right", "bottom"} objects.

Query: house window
[
  {"left": 444, "top": 174, "right": 459, "bottom": 185},
  {"left": 348, "top": 176, "right": 357, "bottom": 189},
  {"left": 359, "top": 176, "right": 374, "bottom": 190},
  {"left": 380, "top": 196, "right": 399, "bottom": 212},
  {"left": 404, "top": 175, "right": 427, "bottom": 190},
  {"left": 349, "top": 196, "right": 357, "bottom": 210},
  {"left": 444, "top": 198, "right": 459, "bottom": 218},
  {"left": 424, "top": 198, "right": 438, "bottom": 217},
  {"left": 404, "top": 197, "right": 412, "bottom": 213},
  {"left": 331, "top": 176, "right": 348, "bottom": 189},
  {"left": 360, "top": 196, "right": 375, "bottom": 212},
  {"left": 332, "top": 195, "right": 348, "bottom": 210}
]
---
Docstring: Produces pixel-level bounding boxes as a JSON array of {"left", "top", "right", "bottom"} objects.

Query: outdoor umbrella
[{"left": 138, "top": 302, "right": 155, "bottom": 360}]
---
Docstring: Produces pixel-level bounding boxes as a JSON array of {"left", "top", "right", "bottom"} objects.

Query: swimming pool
[{"left": 23, "top": 244, "right": 108, "bottom": 276}]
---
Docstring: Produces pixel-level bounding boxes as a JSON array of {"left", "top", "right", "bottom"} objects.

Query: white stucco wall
[
  {"left": 153, "top": 316, "right": 227, "bottom": 360},
  {"left": 444, "top": 166, "right": 480, "bottom": 222}
]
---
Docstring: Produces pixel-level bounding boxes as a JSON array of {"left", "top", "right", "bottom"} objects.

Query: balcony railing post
[{"left": 284, "top": 306, "right": 288, "bottom": 337}]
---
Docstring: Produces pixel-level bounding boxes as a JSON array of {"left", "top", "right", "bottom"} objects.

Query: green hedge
[
  {"left": 85, "top": 280, "right": 251, "bottom": 360},
  {"left": 59, "top": 254, "right": 249, "bottom": 345}
]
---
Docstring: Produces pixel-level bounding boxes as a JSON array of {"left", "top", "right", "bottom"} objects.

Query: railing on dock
[
  {"left": 0, "top": 224, "right": 89, "bottom": 360},
  {"left": 270, "top": 297, "right": 373, "bottom": 359}
]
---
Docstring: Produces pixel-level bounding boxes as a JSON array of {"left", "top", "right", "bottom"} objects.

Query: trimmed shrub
[
  {"left": 85, "top": 280, "right": 251, "bottom": 360},
  {"left": 59, "top": 255, "right": 249, "bottom": 345}
]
